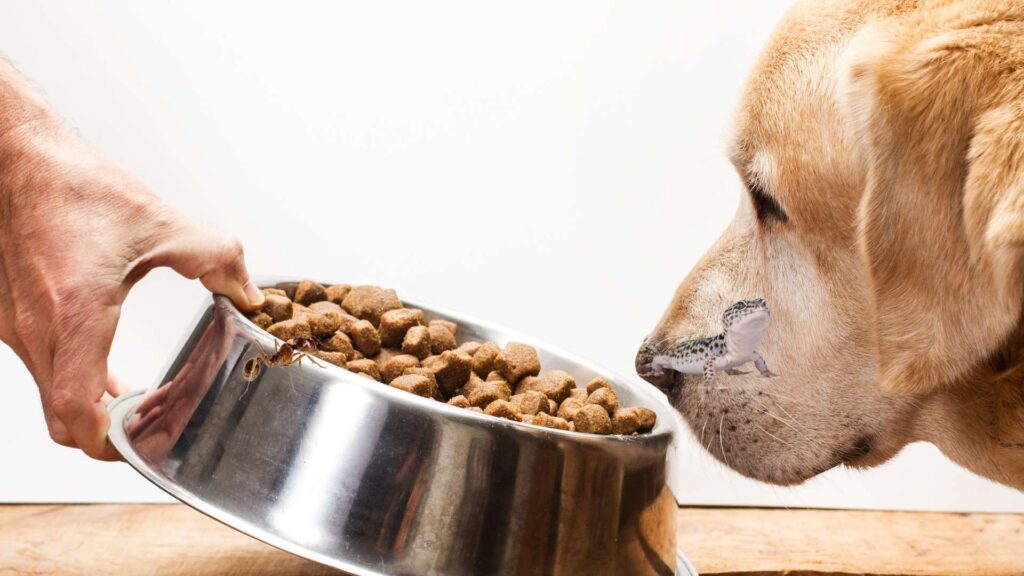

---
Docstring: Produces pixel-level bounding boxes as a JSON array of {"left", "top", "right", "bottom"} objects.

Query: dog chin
[{"left": 661, "top": 373, "right": 891, "bottom": 486}]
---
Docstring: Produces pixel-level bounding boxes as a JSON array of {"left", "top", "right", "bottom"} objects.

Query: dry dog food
[{"left": 249, "top": 281, "right": 657, "bottom": 435}]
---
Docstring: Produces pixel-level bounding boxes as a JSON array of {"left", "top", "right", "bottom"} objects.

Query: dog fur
[{"left": 638, "top": 0, "right": 1024, "bottom": 488}]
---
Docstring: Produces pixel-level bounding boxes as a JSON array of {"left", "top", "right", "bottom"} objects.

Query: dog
[{"left": 636, "top": 0, "right": 1024, "bottom": 490}]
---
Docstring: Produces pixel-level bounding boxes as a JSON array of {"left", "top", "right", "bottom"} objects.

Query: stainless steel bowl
[{"left": 108, "top": 283, "right": 679, "bottom": 575}]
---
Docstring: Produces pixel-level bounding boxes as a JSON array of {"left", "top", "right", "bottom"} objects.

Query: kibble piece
[
  {"left": 547, "top": 399, "right": 558, "bottom": 414},
  {"left": 495, "top": 342, "right": 541, "bottom": 384},
  {"left": 335, "top": 312, "right": 360, "bottom": 334},
  {"left": 309, "top": 301, "right": 342, "bottom": 313},
  {"left": 510, "top": 391, "right": 549, "bottom": 416},
  {"left": 267, "top": 319, "right": 312, "bottom": 341},
  {"left": 612, "top": 408, "right": 643, "bottom": 435},
  {"left": 402, "top": 325, "right": 432, "bottom": 359},
  {"left": 514, "top": 376, "right": 538, "bottom": 395},
  {"left": 380, "top": 354, "right": 420, "bottom": 383},
  {"left": 525, "top": 370, "right": 576, "bottom": 403},
  {"left": 248, "top": 311, "right": 273, "bottom": 330},
  {"left": 484, "top": 399, "right": 522, "bottom": 421},
  {"left": 586, "top": 387, "right": 619, "bottom": 415},
  {"left": 291, "top": 303, "right": 315, "bottom": 321},
  {"left": 313, "top": 351, "right": 348, "bottom": 367},
  {"left": 635, "top": 407, "right": 657, "bottom": 431},
  {"left": 585, "top": 377, "right": 612, "bottom": 394},
  {"left": 372, "top": 347, "right": 400, "bottom": 365},
  {"left": 262, "top": 294, "right": 294, "bottom": 323},
  {"left": 349, "top": 349, "right": 365, "bottom": 360},
  {"left": 557, "top": 397, "right": 586, "bottom": 421},
  {"left": 428, "top": 323, "right": 457, "bottom": 354},
  {"left": 573, "top": 404, "right": 613, "bottom": 434},
  {"left": 346, "top": 358, "right": 381, "bottom": 381},
  {"left": 294, "top": 279, "right": 327, "bottom": 305},
  {"left": 322, "top": 331, "right": 355, "bottom": 355},
  {"left": 278, "top": 283, "right": 299, "bottom": 299},
  {"left": 466, "top": 406, "right": 484, "bottom": 414},
  {"left": 447, "top": 395, "right": 470, "bottom": 408},
  {"left": 342, "top": 285, "right": 402, "bottom": 325},
  {"left": 390, "top": 374, "right": 437, "bottom": 398},
  {"left": 430, "top": 350, "right": 473, "bottom": 395},
  {"left": 458, "top": 371, "right": 487, "bottom": 397},
  {"left": 568, "top": 388, "right": 588, "bottom": 401},
  {"left": 379, "top": 308, "right": 424, "bottom": 347},
  {"left": 487, "top": 370, "right": 507, "bottom": 383},
  {"left": 530, "top": 412, "right": 571, "bottom": 431},
  {"left": 457, "top": 341, "right": 482, "bottom": 356},
  {"left": 403, "top": 366, "right": 439, "bottom": 390},
  {"left": 325, "top": 284, "right": 352, "bottom": 306},
  {"left": 429, "top": 319, "right": 457, "bottom": 337},
  {"left": 308, "top": 309, "right": 346, "bottom": 338},
  {"left": 350, "top": 320, "right": 382, "bottom": 357},
  {"left": 472, "top": 342, "right": 501, "bottom": 377},
  {"left": 262, "top": 287, "right": 287, "bottom": 297},
  {"left": 469, "top": 381, "right": 512, "bottom": 408}
]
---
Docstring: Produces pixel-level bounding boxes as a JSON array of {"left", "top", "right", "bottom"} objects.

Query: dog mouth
[
  {"left": 636, "top": 365, "right": 682, "bottom": 395},
  {"left": 652, "top": 368, "right": 882, "bottom": 483},
  {"left": 634, "top": 336, "right": 683, "bottom": 392},
  {"left": 834, "top": 436, "right": 875, "bottom": 467}
]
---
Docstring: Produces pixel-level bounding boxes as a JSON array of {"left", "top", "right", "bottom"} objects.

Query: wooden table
[{"left": 1, "top": 504, "right": 1021, "bottom": 575}]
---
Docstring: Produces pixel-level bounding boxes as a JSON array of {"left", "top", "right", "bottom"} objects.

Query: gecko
[{"left": 648, "top": 299, "right": 776, "bottom": 386}]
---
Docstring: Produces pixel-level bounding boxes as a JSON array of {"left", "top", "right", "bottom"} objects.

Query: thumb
[{"left": 147, "top": 221, "right": 264, "bottom": 312}]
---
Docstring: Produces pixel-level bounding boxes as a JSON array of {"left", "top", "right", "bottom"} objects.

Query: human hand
[{"left": 0, "top": 118, "right": 264, "bottom": 460}]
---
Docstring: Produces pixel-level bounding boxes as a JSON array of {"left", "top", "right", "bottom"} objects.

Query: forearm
[{"left": 0, "top": 59, "right": 57, "bottom": 139}]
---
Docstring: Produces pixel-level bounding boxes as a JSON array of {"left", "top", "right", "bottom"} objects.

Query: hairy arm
[{"left": 0, "top": 59, "right": 264, "bottom": 460}]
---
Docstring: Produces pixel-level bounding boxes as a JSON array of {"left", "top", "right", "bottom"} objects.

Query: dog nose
[{"left": 635, "top": 336, "right": 676, "bottom": 391}]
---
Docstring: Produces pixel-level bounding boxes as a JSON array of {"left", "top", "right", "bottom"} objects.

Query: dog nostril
[{"left": 635, "top": 336, "right": 656, "bottom": 369}]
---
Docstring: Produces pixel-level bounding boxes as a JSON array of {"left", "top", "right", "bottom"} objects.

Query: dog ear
[{"left": 844, "top": 17, "right": 1024, "bottom": 394}]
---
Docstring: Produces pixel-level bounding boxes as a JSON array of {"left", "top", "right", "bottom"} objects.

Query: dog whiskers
[
  {"left": 771, "top": 400, "right": 800, "bottom": 425},
  {"left": 704, "top": 414, "right": 717, "bottom": 454},
  {"left": 752, "top": 397, "right": 803, "bottom": 434},
  {"left": 719, "top": 413, "right": 730, "bottom": 468},
  {"left": 753, "top": 423, "right": 793, "bottom": 448},
  {"left": 699, "top": 414, "right": 710, "bottom": 452}
]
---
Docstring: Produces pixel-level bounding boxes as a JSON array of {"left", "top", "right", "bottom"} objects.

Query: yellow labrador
[{"left": 636, "top": 0, "right": 1024, "bottom": 489}]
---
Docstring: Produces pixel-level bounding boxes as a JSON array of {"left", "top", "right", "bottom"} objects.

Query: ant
[{"left": 241, "top": 337, "right": 324, "bottom": 397}]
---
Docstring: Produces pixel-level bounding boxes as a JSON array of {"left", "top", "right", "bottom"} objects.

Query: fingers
[
  {"left": 43, "top": 407, "right": 75, "bottom": 448},
  {"left": 48, "top": 390, "right": 121, "bottom": 461},
  {"left": 152, "top": 221, "right": 264, "bottom": 312},
  {"left": 47, "top": 313, "right": 123, "bottom": 461}
]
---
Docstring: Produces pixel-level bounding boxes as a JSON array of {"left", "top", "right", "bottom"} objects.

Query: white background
[{"left": 0, "top": 1, "right": 1021, "bottom": 512}]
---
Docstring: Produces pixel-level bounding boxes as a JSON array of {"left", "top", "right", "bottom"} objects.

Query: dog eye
[{"left": 747, "top": 180, "right": 789, "bottom": 223}]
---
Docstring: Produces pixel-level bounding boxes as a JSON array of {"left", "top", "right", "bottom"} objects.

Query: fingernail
[{"left": 244, "top": 281, "right": 265, "bottom": 307}]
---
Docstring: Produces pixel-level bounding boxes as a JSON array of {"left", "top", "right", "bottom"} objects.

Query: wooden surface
[{"left": 0, "top": 504, "right": 1022, "bottom": 576}]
